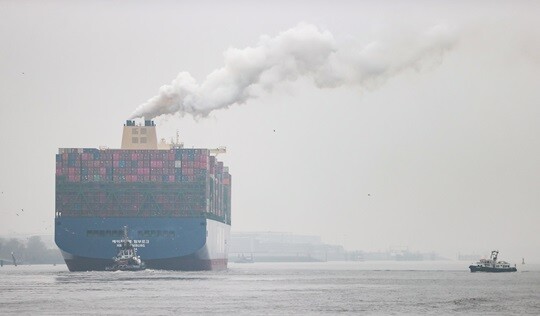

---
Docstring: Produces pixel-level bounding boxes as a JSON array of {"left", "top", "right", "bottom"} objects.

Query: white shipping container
[{"left": 174, "top": 160, "right": 182, "bottom": 168}]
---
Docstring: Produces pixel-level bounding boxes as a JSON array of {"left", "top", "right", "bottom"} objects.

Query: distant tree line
[{"left": 0, "top": 236, "right": 64, "bottom": 265}]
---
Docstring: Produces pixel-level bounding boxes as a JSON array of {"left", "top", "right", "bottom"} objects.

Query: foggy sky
[{"left": 1, "top": 0, "right": 539, "bottom": 262}]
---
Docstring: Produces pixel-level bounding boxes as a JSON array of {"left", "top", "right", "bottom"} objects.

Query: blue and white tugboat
[
  {"left": 469, "top": 250, "right": 517, "bottom": 272},
  {"left": 106, "top": 226, "right": 146, "bottom": 271}
]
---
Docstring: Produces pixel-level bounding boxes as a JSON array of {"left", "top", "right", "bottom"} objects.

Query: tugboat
[
  {"left": 469, "top": 250, "right": 517, "bottom": 272},
  {"left": 106, "top": 226, "right": 146, "bottom": 271}
]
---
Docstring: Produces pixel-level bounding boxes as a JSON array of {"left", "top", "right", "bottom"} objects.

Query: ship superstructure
[
  {"left": 55, "top": 120, "right": 231, "bottom": 271},
  {"left": 469, "top": 250, "right": 517, "bottom": 272}
]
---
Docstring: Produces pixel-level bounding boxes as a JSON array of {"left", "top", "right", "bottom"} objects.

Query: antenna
[{"left": 171, "top": 130, "right": 184, "bottom": 148}]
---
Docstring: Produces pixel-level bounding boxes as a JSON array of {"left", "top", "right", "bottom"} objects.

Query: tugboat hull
[{"left": 469, "top": 265, "right": 517, "bottom": 272}]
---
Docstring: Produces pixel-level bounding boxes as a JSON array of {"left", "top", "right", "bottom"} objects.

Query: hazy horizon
[{"left": 1, "top": 1, "right": 539, "bottom": 263}]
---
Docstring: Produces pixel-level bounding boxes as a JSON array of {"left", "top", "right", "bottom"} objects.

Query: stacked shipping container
[{"left": 56, "top": 148, "right": 231, "bottom": 224}]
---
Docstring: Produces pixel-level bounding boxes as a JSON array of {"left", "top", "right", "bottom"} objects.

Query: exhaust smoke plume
[{"left": 130, "top": 23, "right": 456, "bottom": 120}]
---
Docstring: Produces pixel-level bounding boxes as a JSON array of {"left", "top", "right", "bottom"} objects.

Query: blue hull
[{"left": 55, "top": 216, "right": 229, "bottom": 271}]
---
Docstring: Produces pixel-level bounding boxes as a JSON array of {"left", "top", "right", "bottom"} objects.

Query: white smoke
[{"left": 130, "top": 23, "right": 456, "bottom": 120}]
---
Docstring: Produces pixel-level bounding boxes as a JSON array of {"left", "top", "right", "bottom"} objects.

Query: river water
[{"left": 1, "top": 262, "right": 539, "bottom": 315}]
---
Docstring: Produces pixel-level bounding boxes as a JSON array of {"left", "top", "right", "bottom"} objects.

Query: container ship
[{"left": 55, "top": 120, "right": 231, "bottom": 271}]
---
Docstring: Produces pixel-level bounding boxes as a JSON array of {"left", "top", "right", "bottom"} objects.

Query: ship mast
[{"left": 491, "top": 250, "right": 499, "bottom": 267}]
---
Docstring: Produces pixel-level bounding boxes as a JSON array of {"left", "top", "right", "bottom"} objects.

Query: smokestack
[
  {"left": 121, "top": 120, "right": 158, "bottom": 150},
  {"left": 129, "top": 23, "right": 456, "bottom": 120}
]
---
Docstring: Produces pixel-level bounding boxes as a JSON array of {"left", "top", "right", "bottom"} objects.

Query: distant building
[
  {"left": 229, "top": 232, "right": 446, "bottom": 262},
  {"left": 229, "top": 232, "right": 347, "bottom": 262}
]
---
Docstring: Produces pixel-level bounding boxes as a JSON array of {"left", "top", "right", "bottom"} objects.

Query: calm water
[{"left": 1, "top": 262, "right": 539, "bottom": 315}]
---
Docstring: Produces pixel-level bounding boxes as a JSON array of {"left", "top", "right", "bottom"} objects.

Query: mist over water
[
  {"left": 1, "top": 263, "right": 539, "bottom": 315},
  {"left": 130, "top": 23, "right": 456, "bottom": 119}
]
